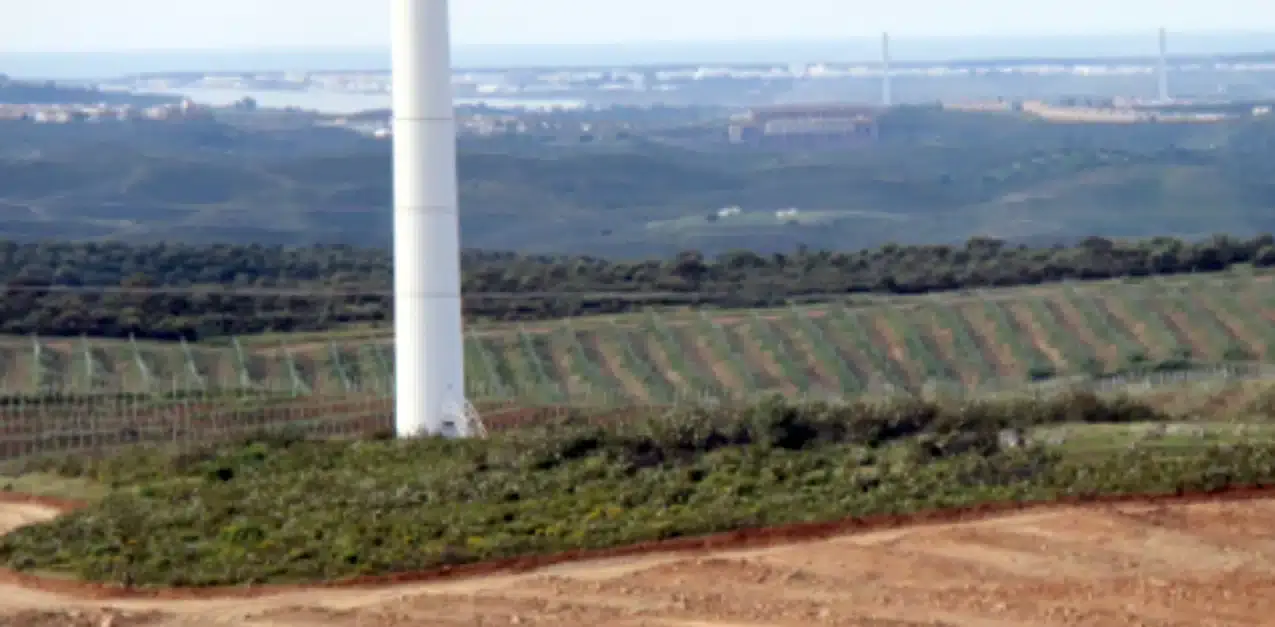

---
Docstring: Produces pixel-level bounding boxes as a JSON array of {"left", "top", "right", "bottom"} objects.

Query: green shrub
[{"left": 0, "top": 394, "right": 1264, "bottom": 587}]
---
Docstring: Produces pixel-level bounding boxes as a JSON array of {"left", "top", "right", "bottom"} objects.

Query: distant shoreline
[
  {"left": 7, "top": 32, "right": 1275, "bottom": 79},
  {"left": 134, "top": 87, "right": 586, "bottom": 114}
]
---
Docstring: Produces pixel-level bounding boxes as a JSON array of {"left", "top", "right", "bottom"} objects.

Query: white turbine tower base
[{"left": 390, "top": 0, "right": 473, "bottom": 438}]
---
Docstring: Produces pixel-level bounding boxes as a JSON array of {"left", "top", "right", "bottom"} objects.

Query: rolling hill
[{"left": 3, "top": 108, "right": 1275, "bottom": 256}]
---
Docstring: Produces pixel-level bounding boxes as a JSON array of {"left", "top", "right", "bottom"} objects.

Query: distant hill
[
  {"left": 3, "top": 107, "right": 1275, "bottom": 256},
  {"left": 0, "top": 77, "right": 175, "bottom": 106}
]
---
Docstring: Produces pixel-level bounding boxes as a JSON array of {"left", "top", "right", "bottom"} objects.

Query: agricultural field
[
  {"left": 5, "top": 392, "right": 1275, "bottom": 583},
  {"left": 1, "top": 274, "right": 1274, "bottom": 405},
  {"left": 7, "top": 363, "right": 1275, "bottom": 623}
]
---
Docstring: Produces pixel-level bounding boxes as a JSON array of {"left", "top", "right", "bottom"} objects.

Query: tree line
[{"left": 0, "top": 235, "right": 1271, "bottom": 340}]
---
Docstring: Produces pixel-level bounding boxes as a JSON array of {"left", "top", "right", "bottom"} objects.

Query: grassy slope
[
  {"left": 4, "top": 393, "right": 1275, "bottom": 586},
  {"left": 2, "top": 270, "right": 1275, "bottom": 402}
]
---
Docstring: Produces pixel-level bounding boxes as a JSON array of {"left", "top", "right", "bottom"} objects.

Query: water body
[
  {"left": 138, "top": 87, "right": 584, "bottom": 113},
  {"left": 6, "top": 33, "right": 1275, "bottom": 79}
]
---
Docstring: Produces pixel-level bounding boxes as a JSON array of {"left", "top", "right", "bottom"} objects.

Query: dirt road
[{"left": 3, "top": 495, "right": 1275, "bottom": 626}]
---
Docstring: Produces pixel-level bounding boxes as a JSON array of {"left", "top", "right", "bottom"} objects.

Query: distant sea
[{"left": 7, "top": 32, "right": 1275, "bottom": 80}]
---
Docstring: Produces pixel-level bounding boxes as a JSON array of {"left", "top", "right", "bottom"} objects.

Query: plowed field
[{"left": 5, "top": 275, "right": 1275, "bottom": 402}]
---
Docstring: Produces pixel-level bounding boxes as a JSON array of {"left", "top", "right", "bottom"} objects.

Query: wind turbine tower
[
  {"left": 1157, "top": 27, "right": 1170, "bottom": 102},
  {"left": 389, "top": 0, "right": 473, "bottom": 438},
  {"left": 881, "top": 32, "right": 893, "bottom": 107}
]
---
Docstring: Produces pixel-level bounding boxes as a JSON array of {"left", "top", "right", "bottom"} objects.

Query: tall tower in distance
[
  {"left": 1158, "top": 27, "right": 1171, "bottom": 102},
  {"left": 881, "top": 32, "right": 893, "bottom": 107}
]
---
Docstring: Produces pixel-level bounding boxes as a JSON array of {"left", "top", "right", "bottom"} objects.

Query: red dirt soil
[
  {"left": 1006, "top": 303, "right": 1067, "bottom": 368},
  {"left": 4, "top": 487, "right": 1275, "bottom": 624},
  {"left": 869, "top": 314, "right": 919, "bottom": 384},
  {"left": 957, "top": 302, "right": 1021, "bottom": 378},
  {"left": 1199, "top": 293, "right": 1267, "bottom": 359},
  {"left": 1047, "top": 296, "right": 1118, "bottom": 367}
]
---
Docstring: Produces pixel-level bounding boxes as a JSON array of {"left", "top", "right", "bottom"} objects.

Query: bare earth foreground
[{"left": 3, "top": 496, "right": 1275, "bottom": 626}]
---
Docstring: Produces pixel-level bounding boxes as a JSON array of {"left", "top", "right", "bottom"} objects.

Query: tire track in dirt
[
  {"left": 1047, "top": 296, "right": 1117, "bottom": 369},
  {"left": 0, "top": 346, "right": 25, "bottom": 394},
  {"left": 588, "top": 333, "right": 651, "bottom": 404},
  {"left": 918, "top": 309, "right": 977, "bottom": 388},
  {"left": 7, "top": 489, "right": 1275, "bottom": 626},
  {"left": 678, "top": 326, "right": 741, "bottom": 394},
  {"left": 1248, "top": 288, "right": 1275, "bottom": 336},
  {"left": 639, "top": 332, "right": 696, "bottom": 398},
  {"left": 1235, "top": 288, "right": 1275, "bottom": 357},
  {"left": 814, "top": 313, "right": 890, "bottom": 390},
  {"left": 1153, "top": 299, "right": 1216, "bottom": 359},
  {"left": 730, "top": 323, "right": 797, "bottom": 394},
  {"left": 1005, "top": 302, "right": 1068, "bottom": 370},
  {"left": 501, "top": 337, "right": 553, "bottom": 400},
  {"left": 768, "top": 323, "right": 824, "bottom": 393},
  {"left": 1100, "top": 297, "right": 1163, "bottom": 356},
  {"left": 870, "top": 313, "right": 921, "bottom": 386},
  {"left": 546, "top": 333, "right": 590, "bottom": 401},
  {"left": 956, "top": 303, "right": 1020, "bottom": 379},
  {"left": 1193, "top": 290, "right": 1266, "bottom": 359},
  {"left": 781, "top": 320, "right": 843, "bottom": 392}
]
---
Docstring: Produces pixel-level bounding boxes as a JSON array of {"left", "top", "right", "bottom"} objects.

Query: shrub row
[{"left": 4, "top": 233, "right": 1274, "bottom": 338}]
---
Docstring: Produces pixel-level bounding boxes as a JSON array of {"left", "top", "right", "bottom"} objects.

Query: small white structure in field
[
  {"left": 775, "top": 208, "right": 800, "bottom": 220},
  {"left": 717, "top": 206, "right": 742, "bottom": 218}
]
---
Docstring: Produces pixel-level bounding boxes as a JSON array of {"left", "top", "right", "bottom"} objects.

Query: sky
[{"left": 1, "top": 0, "right": 1273, "bottom": 52}]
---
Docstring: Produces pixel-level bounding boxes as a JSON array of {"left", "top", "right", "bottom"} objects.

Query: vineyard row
[{"left": 0, "top": 283, "right": 1269, "bottom": 404}]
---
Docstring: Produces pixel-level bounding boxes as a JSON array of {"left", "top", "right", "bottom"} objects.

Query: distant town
[
  {"left": 100, "top": 51, "right": 1275, "bottom": 98},
  {"left": 0, "top": 99, "right": 210, "bottom": 123},
  {"left": 6, "top": 43, "right": 1275, "bottom": 146}
]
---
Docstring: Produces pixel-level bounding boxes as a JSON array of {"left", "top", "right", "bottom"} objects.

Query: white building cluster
[{"left": 0, "top": 99, "right": 210, "bottom": 124}]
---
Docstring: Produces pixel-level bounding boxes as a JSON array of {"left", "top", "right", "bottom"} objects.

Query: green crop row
[{"left": 3, "top": 282, "right": 1275, "bottom": 404}]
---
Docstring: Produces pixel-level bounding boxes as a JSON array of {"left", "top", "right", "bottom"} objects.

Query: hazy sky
[{"left": 0, "top": 0, "right": 1271, "bottom": 52}]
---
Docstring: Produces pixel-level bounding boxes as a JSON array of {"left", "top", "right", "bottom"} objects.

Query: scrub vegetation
[{"left": 4, "top": 392, "right": 1275, "bottom": 587}]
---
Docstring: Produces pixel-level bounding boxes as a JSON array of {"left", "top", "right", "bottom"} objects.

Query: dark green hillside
[
  {"left": 4, "top": 108, "right": 1275, "bottom": 255},
  {"left": 0, "top": 232, "right": 1270, "bottom": 338},
  {"left": 0, "top": 79, "right": 176, "bottom": 106}
]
